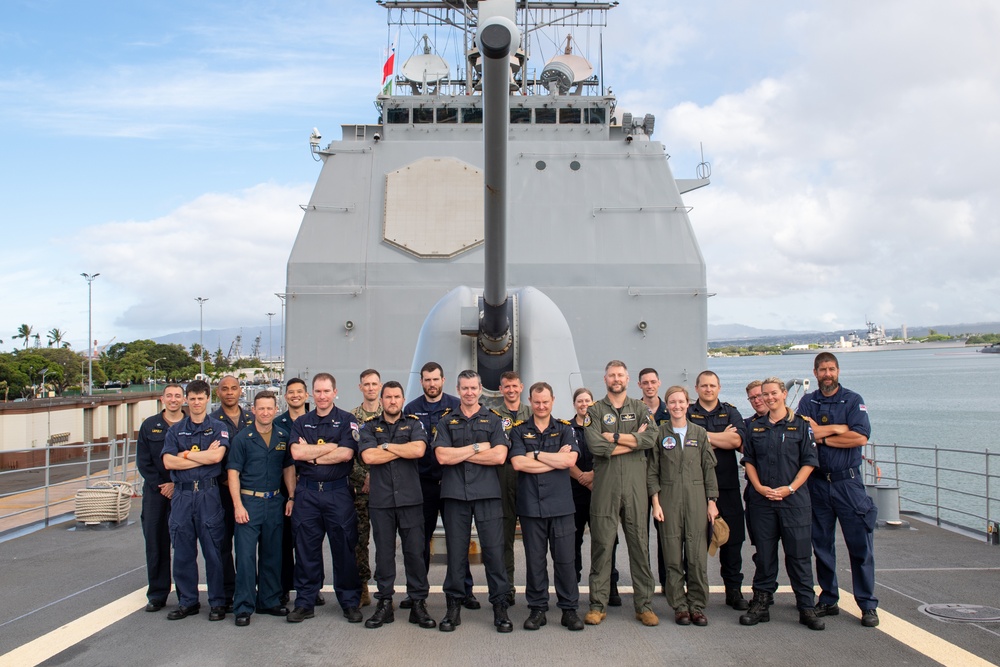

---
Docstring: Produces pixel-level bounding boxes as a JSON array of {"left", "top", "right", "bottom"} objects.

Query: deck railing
[
  {"left": 0, "top": 439, "right": 140, "bottom": 531},
  {"left": 865, "top": 441, "right": 999, "bottom": 538}
]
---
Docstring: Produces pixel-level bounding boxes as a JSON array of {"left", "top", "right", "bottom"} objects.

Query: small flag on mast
[{"left": 381, "top": 34, "right": 397, "bottom": 95}]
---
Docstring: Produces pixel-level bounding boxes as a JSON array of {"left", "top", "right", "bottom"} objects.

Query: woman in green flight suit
[{"left": 649, "top": 386, "right": 719, "bottom": 626}]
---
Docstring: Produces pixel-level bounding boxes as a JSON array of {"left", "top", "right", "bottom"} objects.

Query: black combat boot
[
  {"left": 608, "top": 581, "right": 622, "bottom": 607},
  {"left": 439, "top": 596, "right": 462, "bottom": 632},
  {"left": 799, "top": 608, "right": 825, "bottom": 631},
  {"left": 493, "top": 602, "right": 513, "bottom": 633},
  {"left": 561, "top": 609, "right": 584, "bottom": 631},
  {"left": 738, "top": 591, "right": 771, "bottom": 626},
  {"left": 364, "top": 599, "right": 394, "bottom": 629},
  {"left": 523, "top": 608, "right": 546, "bottom": 630},
  {"left": 726, "top": 587, "right": 750, "bottom": 611},
  {"left": 409, "top": 599, "right": 436, "bottom": 629}
]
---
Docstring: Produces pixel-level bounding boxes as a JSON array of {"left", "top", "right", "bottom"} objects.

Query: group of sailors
[{"left": 135, "top": 352, "right": 878, "bottom": 633}]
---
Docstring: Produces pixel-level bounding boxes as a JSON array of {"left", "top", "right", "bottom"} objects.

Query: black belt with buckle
[
  {"left": 241, "top": 488, "right": 281, "bottom": 499},
  {"left": 300, "top": 478, "right": 348, "bottom": 492},
  {"left": 177, "top": 478, "right": 218, "bottom": 491},
  {"left": 817, "top": 467, "right": 859, "bottom": 482}
]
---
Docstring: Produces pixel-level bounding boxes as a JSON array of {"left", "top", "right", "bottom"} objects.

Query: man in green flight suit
[{"left": 584, "top": 360, "right": 659, "bottom": 627}]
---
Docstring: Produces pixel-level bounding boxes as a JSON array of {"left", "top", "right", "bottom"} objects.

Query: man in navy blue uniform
[
  {"left": 688, "top": 370, "right": 749, "bottom": 611},
  {"left": 136, "top": 383, "right": 185, "bottom": 612},
  {"left": 797, "top": 352, "right": 879, "bottom": 628},
  {"left": 740, "top": 377, "right": 824, "bottom": 631},
  {"left": 227, "top": 391, "right": 295, "bottom": 626},
  {"left": 433, "top": 370, "right": 512, "bottom": 633},
  {"left": 286, "top": 372, "right": 363, "bottom": 624},
  {"left": 402, "top": 361, "right": 478, "bottom": 611},
  {"left": 358, "top": 381, "right": 436, "bottom": 630},
  {"left": 161, "top": 380, "right": 230, "bottom": 621},
  {"left": 274, "top": 378, "right": 315, "bottom": 606},
  {"left": 509, "top": 382, "right": 583, "bottom": 632},
  {"left": 210, "top": 375, "right": 254, "bottom": 610}
]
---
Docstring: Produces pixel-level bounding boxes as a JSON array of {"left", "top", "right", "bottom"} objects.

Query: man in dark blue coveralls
[
  {"left": 402, "top": 361, "right": 478, "bottom": 611},
  {"left": 433, "top": 370, "right": 513, "bottom": 633},
  {"left": 286, "top": 372, "right": 363, "bottom": 624},
  {"left": 161, "top": 380, "right": 230, "bottom": 621},
  {"left": 136, "top": 383, "right": 186, "bottom": 612},
  {"left": 797, "top": 352, "right": 879, "bottom": 628},
  {"left": 227, "top": 391, "right": 296, "bottom": 626}
]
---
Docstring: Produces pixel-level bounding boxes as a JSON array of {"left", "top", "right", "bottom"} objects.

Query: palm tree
[
  {"left": 47, "top": 328, "right": 67, "bottom": 347},
  {"left": 11, "top": 324, "right": 33, "bottom": 348}
]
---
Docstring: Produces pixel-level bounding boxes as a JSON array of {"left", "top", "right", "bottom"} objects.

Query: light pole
[
  {"left": 275, "top": 293, "right": 286, "bottom": 367},
  {"left": 39, "top": 367, "right": 49, "bottom": 399},
  {"left": 81, "top": 272, "right": 100, "bottom": 395},
  {"left": 266, "top": 312, "right": 275, "bottom": 378},
  {"left": 151, "top": 357, "right": 165, "bottom": 392},
  {"left": 195, "top": 297, "right": 209, "bottom": 378}
]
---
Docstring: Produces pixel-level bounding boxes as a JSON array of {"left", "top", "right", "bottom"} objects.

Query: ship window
[
  {"left": 461, "top": 107, "right": 483, "bottom": 124},
  {"left": 559, "top": 108, "right": 582, "bottom": 124},
  {"left": 414, "top": 108, "right": 434, "bottom": 124},
  {"left": 386, "top": 108, "right": 410, "bottom": 124},
  {"left": 510, "top": 108, "right": 531, "bottom": 124},
  {"left": 585, "top": 107, "right": 606, "bottom": 124},
  {"left": 437, "top": 107, "right": 458, "bottom": 123},
  {"left": 535, "top": 108, "right": 556, "bottom": 124}
]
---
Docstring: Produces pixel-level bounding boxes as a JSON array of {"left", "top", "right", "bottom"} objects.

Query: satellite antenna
[
  {"left": 401, "top": 34, "right": 450, "bottom": 91},
  {"left": 539, "top": 34, "right": 593, "bottom": 95}
]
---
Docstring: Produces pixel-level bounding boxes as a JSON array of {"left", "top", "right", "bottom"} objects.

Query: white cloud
[{"left": 70, "top": 182, "right": 312, "bottom": 345}]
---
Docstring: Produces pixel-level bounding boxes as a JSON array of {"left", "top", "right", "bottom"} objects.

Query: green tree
[
  {"left": 27, "top": 347, "right": 86, "bottom": 394},
  {"left": 47, "top": 328, "right": 69, "bottom": 348},
  {"left": 11, "top": 324, "right": 34, "bottom": 349}
]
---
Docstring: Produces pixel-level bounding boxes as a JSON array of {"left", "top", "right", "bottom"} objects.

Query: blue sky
[{"left": 2, "top": 0, "right": 998, "bottom": 352}]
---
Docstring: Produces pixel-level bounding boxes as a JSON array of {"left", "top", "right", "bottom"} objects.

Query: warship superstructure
[{"left": 283, "top": 0, "right": 710, "bottom": 405}]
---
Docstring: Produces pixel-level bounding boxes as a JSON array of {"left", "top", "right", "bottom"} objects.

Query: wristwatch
[
  {"left": 613, "top": 432, "right": 620, "bottom": 444},
  {"left": 533, "top": 450, "right": 540, "bottom": 460},
  {"left": 708, "top": 497, "right": 718, "bottom": 502},
  {"left": 788, "top": 484, "right": 796, "bottom": 494},
  {"left": 473, "top": 443, "right": 481, "bottom": 454},
  {"left": 380, "top": 443, "right": 389, "bottom": 451}
]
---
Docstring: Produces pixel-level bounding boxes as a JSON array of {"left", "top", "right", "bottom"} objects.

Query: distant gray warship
[{"left": 283, "top": 0, "right": 709, "bottom": 406}]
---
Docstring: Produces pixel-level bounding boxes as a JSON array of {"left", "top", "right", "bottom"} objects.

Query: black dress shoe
[
  {"left": 257, "top": 605, "right": 289, "bottom": 617},
  {"left": 315, "top": 593, "right": 326, "bottom": 606},
  {"left": 224, "top": 600, "right": 234, "bottom": 613},
  {"left": 286, "top": 607, "right": 314, "bottom": 623},
  {"left": 235, "top": 613, "right": 251, "bottom": 627},
  {"left": 208, "top": 606, "right": 227, "bottom": 621},
  {"left": 145, "top": 600, "right": 166, "bottom": 613},
  {"left": 463, "top": 594, "right": 481, "bottom": 610},
  {"left": 861, "top": 609, "right": 879, "bottom": 627},
  {"left": 166, "top": 604, "right": 200, "bottom": 620},
  {"left": 343, "top": 606, "right": 363, "bottom": 623}
]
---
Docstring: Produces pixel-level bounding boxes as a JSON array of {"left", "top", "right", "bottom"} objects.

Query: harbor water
[{"left": 705, "top": 347, "right": 1000, "bottom": 532}]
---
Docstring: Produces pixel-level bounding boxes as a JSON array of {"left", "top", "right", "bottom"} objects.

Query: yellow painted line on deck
[
  {"left": 1, "top": 584, "right": 995, "bottom": 667},
  {"left": 0, "top": 587, "right": 146, "bottom": 667}
]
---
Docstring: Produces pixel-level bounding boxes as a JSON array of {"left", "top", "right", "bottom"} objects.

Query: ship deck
[{"left": 1, "top": 509, "right": 998, "bottom": 667}]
